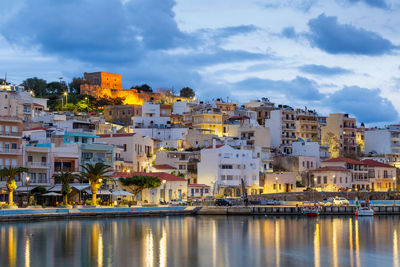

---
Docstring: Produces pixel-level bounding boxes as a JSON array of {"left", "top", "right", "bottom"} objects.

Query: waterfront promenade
[{"left": 1, "top": 204, "right": 400, "bottom": 222}]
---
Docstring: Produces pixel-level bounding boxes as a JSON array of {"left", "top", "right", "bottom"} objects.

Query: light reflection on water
[{"left": 0, "top": 216, "right": 399, "bottom": 267}]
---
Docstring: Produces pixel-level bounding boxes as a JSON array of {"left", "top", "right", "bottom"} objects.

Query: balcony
[
  {"left": 26, "top": 162, "right": 50, "bottom": 169},
  {"left": 0, "top": 131, "right": 22, "bottom": 138},
  {"left": 0, "top": 148, "right": 22, "bottom": 155},
  {"left": 54, "top": 167, "right": 79, "bottom": 172}
]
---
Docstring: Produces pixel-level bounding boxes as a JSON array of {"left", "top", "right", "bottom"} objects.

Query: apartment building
[
  {"left": 132, "top": 102, "right": 171, "bottom": 128},
  {"left": 321, "top": 113, "right": 357, "bottom": 158},
  {"left": 192, "top": 108, "right": 224, "bottom": 137},
  {"left": 197, "top": 142, "right": 260, "bottom": 196},
  {"left": 243, "top": 99, "right": 275, "bottom": 126},
  {"left": 0, "top": 117, "right": 23, "bottom": 169},
  {"left": 99, "top": 133, "right": 153, "bottom": 172},
  {"left": 104, "top": 104, "right": 142, "bottom": 125},
  {"left": 155, "top": 150, "right": 200, "bottom": 183},
  {"left": 295, "top": 108, "right": 319, "bottom": 141},
  {"left": 265, "top": 105, "right": 296, "bottom": 154}
]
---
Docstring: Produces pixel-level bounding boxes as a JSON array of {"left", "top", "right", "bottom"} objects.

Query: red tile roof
[
  {"left": 361, "top": 159, "right": 396, "bottom": 168},
  {"left": 153, "top": 164, "right": 176, "bottom": 170},
  {"left": 313, "top": 166, "right": 349, "bottom": 172},
  {"left": 99, "top": 133, "right": 135, "bottom": 138},
  {"left": 24, "top": 127, "right": 49, "bottom": 131},
  {"left": 323, "top": 157, "right": 366, "bottom": 165},
  {"left": 188, "top": 184, "right": 210, "bottom": 188}
]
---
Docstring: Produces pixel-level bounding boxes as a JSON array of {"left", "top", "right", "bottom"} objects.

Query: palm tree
[
  {"left": 79, "top": 163, "right": 112, "bottom": 205},
  {"left": 0, "top": 167, "right": 27, "bottom": 205},
  {"left": 53, "top": 171, "right": 76, "bottom": 205}
]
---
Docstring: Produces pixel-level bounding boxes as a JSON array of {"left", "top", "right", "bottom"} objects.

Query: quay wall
[{"left": 1, "top": 205, "right": 400, "bottom": 222}]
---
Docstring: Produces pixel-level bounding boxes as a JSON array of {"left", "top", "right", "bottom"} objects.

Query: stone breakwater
[{"left": 1, "top": 205, "right": 400, "bottom": 222}]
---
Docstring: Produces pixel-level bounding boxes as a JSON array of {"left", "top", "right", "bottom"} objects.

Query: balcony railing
[
  {"left": 54, "top": 167, "right": 78, "bottom": 172},
  {"left": 26, "top": 162, "right": 50, "bottom": 168},
  {"left": 0, "top": 148, "right": 22, "bottom": 154},
  {"left": 0, "top": 131, "right": 21, "bottom": 137}
]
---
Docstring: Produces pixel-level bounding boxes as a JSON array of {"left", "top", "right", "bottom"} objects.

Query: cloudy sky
[{"left": 1, "top": 0, "right": 400, "bottom": 125}]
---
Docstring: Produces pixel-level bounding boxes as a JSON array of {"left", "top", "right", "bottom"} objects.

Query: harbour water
[{"left": 0, "top": 216, "right": 399, "bottom": 267}]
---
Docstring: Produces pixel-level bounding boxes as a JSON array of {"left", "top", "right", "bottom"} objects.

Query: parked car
[
  {"left": 168, "top": 199, "right": 186, "bottom": 206},
  {"left": 265, "top": 198, "right": 283, "bottom": 205},
  {"left": 319, "top": 198, "right": 334, "bottom": 206},
  {"left": 214, "top": 198, "right": 232, "bottom": 206},
  {"left": 333, "top": 197, "right": 350, "bottom": 206}
]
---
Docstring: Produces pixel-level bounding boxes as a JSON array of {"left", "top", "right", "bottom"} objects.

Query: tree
[
  {"left": 21, "top": 77, "right": 47, "bottom": 96},
  {"left": 79, "top": 163, "right": 112, "bottom": 205},
  {"left": 180, "top": 87, "right": 195, "bottom": 98},
  {"left": 53, "top": 172, "right": 76, "bottom": 205},
  {"left": 68, "top": 77, "right": 85, "bottom": 94},
  {"left": 119, "top": 176, "right": 162, "bottom": 199},
  {"left": 322, "top": 132, "right": 340, "bottom": 158},
  {"left": 131, "top": 84, "right": 152, "bottom": 93},
  {"left": 75, "top": 99, "right": 91, "bottom": 112},
  {"left": 47, "top": 81, "right": 68, "bottom": 95},
  {"left": 171, "top": 171, "right": 184, "bottom": 177},
  {"left": 0, "top": 167, "right": 27, "bottom": 205}
]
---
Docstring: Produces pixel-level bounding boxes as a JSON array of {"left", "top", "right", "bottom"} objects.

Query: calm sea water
[{"left": 0, "top": 215, "right": 399, "bottom": 267}]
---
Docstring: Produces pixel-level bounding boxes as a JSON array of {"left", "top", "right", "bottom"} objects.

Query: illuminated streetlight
[
  {"left": 162, "top": 180, "right": 167, "bottom": 203},
  {"left": 26, "top": 176, "right": 30, "bottom": 205}
]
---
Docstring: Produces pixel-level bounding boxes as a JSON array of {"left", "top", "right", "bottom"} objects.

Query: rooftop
[
  {"left": 313, "top": 166, "right": 349, "bottom": 172},
  {"left": 323, "top": 157, "right": 366, "bottom": 165},
  {"left": 361, "top": 159, "right": 395, "bottom": 168}
]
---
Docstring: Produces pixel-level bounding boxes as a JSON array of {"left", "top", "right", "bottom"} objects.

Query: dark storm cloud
[
  {"left": 299, "top": 64, "right": 353, "bottom": 76},
  {"left": 307, "top": 14, "right": 397, "bottom": 55},
  {"left": 324, "top": 86, "right": 399, "bottom": 123},
  {"left": 233, "top": 76, "right": 324, "bottom": 101}
]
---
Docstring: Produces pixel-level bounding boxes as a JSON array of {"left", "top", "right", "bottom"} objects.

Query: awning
[
  {"left": 84, "top": 189, "right": 112, "bottom": 195},
  {"left": 42, "top": 192, "right": 63, "bottom": 197},
  {"left": 112, "top": 190, "right": 134, "bottom": 196}
]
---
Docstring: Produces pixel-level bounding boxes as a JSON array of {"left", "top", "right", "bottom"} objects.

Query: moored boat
[
  {"left": 355, "top": 201, "right": 374, "bottom": 216},
  {"left": 301, "top": 203, "right": 321, "bottom": 216}
]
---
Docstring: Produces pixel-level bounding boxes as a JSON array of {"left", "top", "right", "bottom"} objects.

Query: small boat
[
  {"left": 301, "top": 203, "right": 321, "bottom": 216},
  {"left": 355, "top": 202, "right": 374, "bottom": 216}
]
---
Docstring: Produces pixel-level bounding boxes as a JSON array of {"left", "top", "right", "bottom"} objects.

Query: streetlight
[
  {"left": 64, "top": 91, "right": 68, "bottom": 106},
  {"left": 26, "top": 176, "right": 30, "bottom": 205},
  {"left": 85, "top": 96, "right": 89, "bottom": 112},
  {"left": 275, "top": 177, "right": 278, "bottom": 193},
  {"left": 313, "top": 177, "right": 317, "bottom": 202},
  {"left": 162, "top": 180, "right": 167, "bottom": 203}
]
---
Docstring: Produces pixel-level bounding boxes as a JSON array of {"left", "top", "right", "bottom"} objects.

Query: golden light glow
[
  {"left": 25, "top": 237, "right": 30, "bottom": 267},
  {"left": 314, "top": 222, "right": 320, "bottom": 267},
  {"left": 332, "top": 220, "right": 338, "bottom": 267},
  {"left": 8, "top": 226, "right": 16, "bottom": 267},
  {"left": 159, "top": 226, "right": 167, "bottom": 267},
  {"left": 394, "top": 229, "right": 399, "bottom": 267},
  {"left": 145, "top": 229, "right": 154, "bottom": 267},
  {"left": 355, "top": 219, "right": 361, "bottom": 267},
  {"left": 275, "top": 220, "right": 280, "bottom": 267},
  {"left": 349, "top": 218, "right": 354, "bottom": 267}
]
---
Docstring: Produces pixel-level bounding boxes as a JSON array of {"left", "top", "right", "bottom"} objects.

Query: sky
[{"left": 1, "top": 0, "right": 400, "bottom": 125}]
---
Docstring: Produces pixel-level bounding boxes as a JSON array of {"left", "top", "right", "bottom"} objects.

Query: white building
[
  {"left": 292, "top": 141, "right": 327, "bottom": 167},
  {"left": 197, "top": 142, "right": 260, "bottom": 196},
  {"left": 99, "top": 133, "right": 153, "bottom": 172},
  {"left": 265, "top": 106, "right": 296, "bottom": 154},
  {"left": 263, "top": 172, "right": 297, "bottom": 193},
  {"left": 364, "top": 126, "right": 400, "bottom": 155}
]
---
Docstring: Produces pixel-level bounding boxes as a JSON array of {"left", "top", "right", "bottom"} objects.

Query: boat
[
  {"left": 355, "top": 202, "right": 374, "bottom": 216},
  {"left": 301, "top": 203, "right": 321, "bottom": 216}
]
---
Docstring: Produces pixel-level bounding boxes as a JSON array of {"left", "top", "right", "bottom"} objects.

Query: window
[
  {"left": 179, "top": 165, "right": 186, "bottom": 170},
  {"left": 124, "top": 144, "right": 127, "bottom": 152},
  {"left": 227, "top": 175, "right": 233, "bottom": 180},
  {"left": 317, "top": 176, "right": 321, "bottom": 184},
  {"left": 11, "top": 143, "right": 17, "bottom": 149},
  {"left": 11, "top": 159, "right": 17, "bottom": 167},
  {"left": 28, "top": 156, "right": 33, "bottom": 162},
  {"left": 221, "top": 165, "right": 233, "bottom": 169},
  {"left": 205, "top": 189, "right": 209, "bottom": 193},
  {"left": 82, "top": 137, "right": 88, "bottom": 143},
  {"left": 323, "top": 176, "right": 327, "bottom": 184},
  {"left": 273, "top": 184, "right": 276, "bottom": 190},
  {"left": 74, "top": 137, "right": 79, "bottom": 142},
  {"left": 221, "top": 175, "right": 226, "bottom": 180}
]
